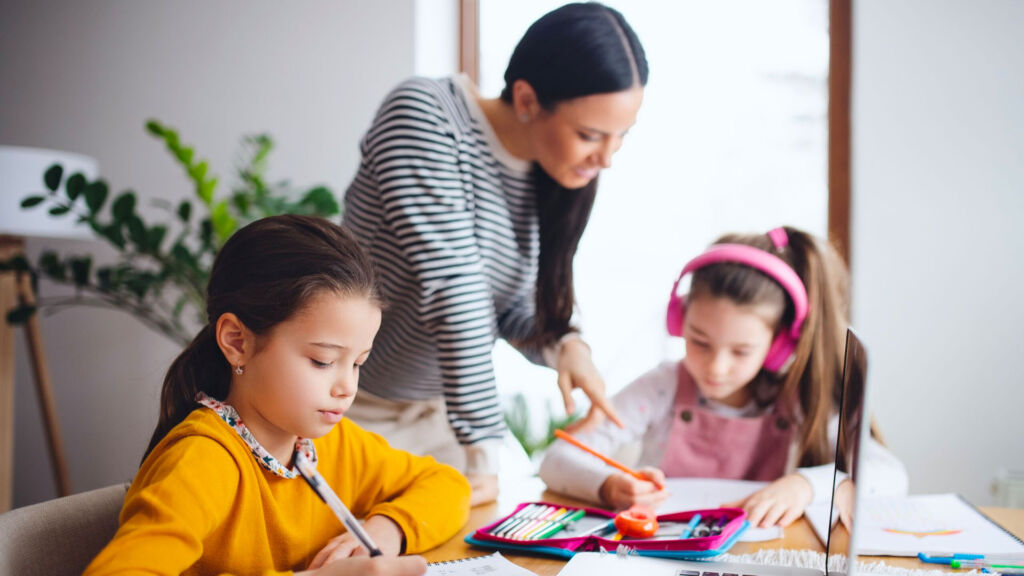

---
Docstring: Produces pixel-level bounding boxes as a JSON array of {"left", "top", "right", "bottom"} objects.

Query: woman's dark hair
[
  {"left": 142, "top": 215, "right": 381, "bottom": 460},
  {"left": 500, "top": 2, "right": 648, "bottom": 347}
]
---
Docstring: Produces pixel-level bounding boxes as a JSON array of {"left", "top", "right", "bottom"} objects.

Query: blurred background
[{"left": 1, "top": 0, "right": 1021, "bottom": 510}]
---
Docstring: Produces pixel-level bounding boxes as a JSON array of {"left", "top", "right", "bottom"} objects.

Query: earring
[{"left": 234, "top": 365, "right": 244, "bottom": 375}]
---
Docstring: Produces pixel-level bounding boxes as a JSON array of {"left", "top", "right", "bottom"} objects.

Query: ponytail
[
  {"left": 776, "top": 227, "right": 849, "bottom": 467},
  {"left": 142, "top": 323, "right": 230, "bottom": 461}
]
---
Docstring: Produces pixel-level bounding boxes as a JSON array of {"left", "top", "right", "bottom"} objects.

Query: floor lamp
[{"left": 0, "top": 145, "right": 98, "bottom": 511}]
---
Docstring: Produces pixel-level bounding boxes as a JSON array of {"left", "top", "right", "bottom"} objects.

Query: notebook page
[{"left": 427, "top": 552, "right": 538, "bottom": 576}]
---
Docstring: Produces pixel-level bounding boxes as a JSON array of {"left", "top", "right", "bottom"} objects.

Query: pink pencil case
[{"left": 465, "top": 501, "right": 749, "bottom": 560}]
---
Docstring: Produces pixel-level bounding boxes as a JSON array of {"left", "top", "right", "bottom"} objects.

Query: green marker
[
  {"left": 532, "top": 508, "right": 586, "bottom": 540},
  {"left": 951, "top": 560, "right": 1024, "bottom": 571}
]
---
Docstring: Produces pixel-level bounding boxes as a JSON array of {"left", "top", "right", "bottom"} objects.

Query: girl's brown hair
[
  {"left": 142, "top": 215, "right": 381, "bottom": 461},
  {"left": 689, "top": 226, "right": 850, "bottom": 467}
]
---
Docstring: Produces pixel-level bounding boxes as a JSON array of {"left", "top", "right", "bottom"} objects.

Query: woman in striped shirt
[{"left": 342, "top": 2, "right": 649, "bottom": 505}]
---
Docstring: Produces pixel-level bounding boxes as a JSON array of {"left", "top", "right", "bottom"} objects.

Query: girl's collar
[{"left": 196, "top": 391, "right": 316, "bottom": 479}]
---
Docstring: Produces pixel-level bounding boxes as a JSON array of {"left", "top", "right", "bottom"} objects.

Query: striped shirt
[{"left": 343, "top": 75, "right": 551, "bottom": 472}]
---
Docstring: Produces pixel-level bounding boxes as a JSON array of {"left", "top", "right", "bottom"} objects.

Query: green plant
[
  {"left": 2, "top": 120, "right": 340, "bottom": 346},
  {"left": 504, "top": 392, "right": 580, "bottom": 458}
]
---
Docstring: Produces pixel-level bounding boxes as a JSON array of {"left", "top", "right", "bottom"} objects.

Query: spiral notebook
[{"left": 427, "top": 552, "right": 538, "bottom": 575}]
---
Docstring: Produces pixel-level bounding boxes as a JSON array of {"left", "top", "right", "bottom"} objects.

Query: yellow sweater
[{"left": 84, "top": 407, "right": 470, "bottom": 575}]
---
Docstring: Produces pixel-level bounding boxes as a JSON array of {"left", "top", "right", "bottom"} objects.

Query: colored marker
[
  {"left": 532, "top": 508, "right": 587, "bottom": 540},
  {"left": 495, "top": 505, "right": 551, "bottom": 538},
  {"left": 710, "top": 515, "right": 728, "bottom": 535},
  {"left": 510, "top": 507, "right": 566, "bottom": 539},
  {"left": 952, "top": 561, "right": 1024, "bottom": 571},
  {"left": 680, "top": 514, "right": 702, "bottom": 538},
  {"left": 490, "top": 504, "right": 538, "bottom": 535},
  {"left": 579, "top": 518, "right": 617, "bottom": 537},
  {"left": 521, "top": 509, "right": 572, "bottom": 540}
]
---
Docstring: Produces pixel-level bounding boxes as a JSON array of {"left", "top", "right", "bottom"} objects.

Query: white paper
[
  {"left": 853, "top": 494, "right": 1024, "bottom": 556},
  {"left": 656, "top": 477, "right": 784, "bottom": 542},
  {"left": 806, "top": 493, "right": 1024, "bottom": 556},
  {"left": 427, "top": 552, "right": 538, "bottom": 576}
]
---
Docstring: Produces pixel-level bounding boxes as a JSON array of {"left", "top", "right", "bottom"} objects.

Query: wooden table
[{"left": 422, "top": 476, "right": 1024, "bottom": 576}]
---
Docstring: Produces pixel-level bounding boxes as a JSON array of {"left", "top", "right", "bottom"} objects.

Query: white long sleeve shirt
[{"left": 539, "top": 360, "right": 909, "bottom": 504}]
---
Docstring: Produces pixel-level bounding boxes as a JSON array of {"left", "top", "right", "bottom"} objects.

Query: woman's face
[{"left": 527, "top": 85, "right": 644, "bottom": 189}]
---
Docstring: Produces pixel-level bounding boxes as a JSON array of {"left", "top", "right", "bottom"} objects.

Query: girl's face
[
  {"left": 229, "top": 291, "right": 381, "bottom": 452},
  {"left": 682, "top": 295, "right": 776, "bottom": 408},
  {"left": 528, "top": 86, "right": 644, "bottom": 189}
]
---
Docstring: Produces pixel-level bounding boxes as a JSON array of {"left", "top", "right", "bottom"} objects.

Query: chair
[{"left": 0, "top": 482, "right": 128, "bottom": 576}]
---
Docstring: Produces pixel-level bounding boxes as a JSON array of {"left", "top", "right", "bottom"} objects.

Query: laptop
[{"left": 557, "top": 328, "right": 870, "bottom": 576}]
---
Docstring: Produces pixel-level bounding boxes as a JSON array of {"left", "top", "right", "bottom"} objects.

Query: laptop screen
[{"left": 824, "top": 328, "right": 868, "bottom": 576}]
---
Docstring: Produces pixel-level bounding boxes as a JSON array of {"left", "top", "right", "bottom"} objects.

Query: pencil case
[{"left": 465, "top": 500, "right": 748, "bottom": 560}]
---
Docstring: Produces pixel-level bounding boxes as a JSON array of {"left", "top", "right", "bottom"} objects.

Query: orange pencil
[{"left": 553, "top": 429, "right": 665, "bottom": 490}]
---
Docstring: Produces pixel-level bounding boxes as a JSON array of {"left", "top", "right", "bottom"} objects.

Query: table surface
[{"left": 421, "top": 476, "right": 1024, "bottom": 576}]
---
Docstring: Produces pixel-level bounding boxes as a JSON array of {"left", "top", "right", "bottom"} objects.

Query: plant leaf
[
  {"left": 49, "top": 205, "right": 72, "bottom": 216},
  {"left": 127, "top": 215, "right": 147, "bottom": 248},
  {"left": 198, "top": 177, "right": 216, "bottom": 205},
  {"left": 70, "top": 257, "right": 92, "bottom": 287},
  {"left": 44, "top": 164, "right": 63, "bottom": 192},
  {"left": 112, "top": 192, "right": 137, "bottom": 222},
  {"left": 177, "top": 200, "right": 192, "bottom": 222},
  {"left": 145, "top": 119, "right": 165, "bottom": 137},
  {"left": 21, "top": 196, "right": 46, "bottom": 209},
  {"left": 210, "top": 201, "right": 237, "bottom": 242},
  {"left": 84, "top": 181, "right": 109, "bottom": 214},
  {"left": 66, "top": 173, "right": 87, "bottom": 200},
  {"left": 147, "top": 225, "right": 167, "bottom": 252}
]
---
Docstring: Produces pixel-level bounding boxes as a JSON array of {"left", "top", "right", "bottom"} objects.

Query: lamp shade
[{"left": 0, "top": 145, "right": 99, "bottom": 240}]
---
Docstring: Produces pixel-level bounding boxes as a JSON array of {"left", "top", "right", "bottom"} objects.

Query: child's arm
[
  {"left": 334, "top": 419, "right": 471, "bottom": 555},
  {"left": 539, "top": 361, "right": 677, "bottom": 504},
  {"left": 83, "top": 436, "right": 240, "bottom": 575}
]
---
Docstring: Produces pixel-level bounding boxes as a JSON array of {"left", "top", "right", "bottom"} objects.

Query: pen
[
  {"left": 579, "top": 518, "right": 617, "bottom": 537},
  {"left": 680, "top": 514, "right": 702, "bottom": 538},
  {"left": 710, "top": 515, "right": 728, "bottom": 535},
  {"left": 952, "top": 561, "right": 1024, "bottom": 571},
  {"left": 294, "top": 451, "right": 382, "bottom": 557},
  {"left": 554, "top": 429, "right": 665, "bottom": 489}
]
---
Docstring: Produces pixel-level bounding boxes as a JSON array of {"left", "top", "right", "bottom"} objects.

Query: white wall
[
  {"left": 1, "top": 0, "right": 458, "bottom": 507},
  {"left": 852, "top": 0, "right": 1024, "bottom": 505}
]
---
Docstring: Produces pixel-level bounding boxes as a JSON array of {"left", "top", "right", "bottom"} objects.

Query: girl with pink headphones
[{"left": 539, "top": 226, "right": 907, "bottom": 528}]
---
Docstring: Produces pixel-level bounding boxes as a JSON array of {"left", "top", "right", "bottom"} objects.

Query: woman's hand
[
  {"left": 307, "top": 515, "right": 405, "bottom": 569},
  {"left": 466, "top": 473, "right": 499, "bottom": 507},
  {"left": 723, "top": 473, "right": 813, "bottom": 528},
  {"left": 556, "top": 339, "right": 624, "bottom": 433},
  {"left": 598, "top": 467, "right": 669, "bottom": 511},
  {"left": 297, "top": 555, "right": 427, "bottom": 576}
]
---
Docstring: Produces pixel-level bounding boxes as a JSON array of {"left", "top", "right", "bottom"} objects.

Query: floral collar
[{"left": 196, "top": 392, "right": 316, "bottom": 479}]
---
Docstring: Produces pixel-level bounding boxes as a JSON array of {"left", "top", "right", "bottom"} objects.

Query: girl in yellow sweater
[{"left": 85, "top": 215, "right": 470, "bottom": 576}]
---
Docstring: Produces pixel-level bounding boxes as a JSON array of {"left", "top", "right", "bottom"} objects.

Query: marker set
[
  {"left": 488, "top": 503, "right": 587, "bottom": 540},
  {"left": 467, "top": 501, "right": 750, "bottom": 560}
]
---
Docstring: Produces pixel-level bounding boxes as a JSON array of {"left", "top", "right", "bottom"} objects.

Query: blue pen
[
  {"left": 919, "top": 554, "right": 1024, "bottom": 565},
  {"left": 680, "top": 513, "right": 702, "bottom": 538}
]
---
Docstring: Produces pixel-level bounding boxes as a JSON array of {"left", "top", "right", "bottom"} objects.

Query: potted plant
[{"left": 2, "top": 120, "right": 340, "bottom": 345}]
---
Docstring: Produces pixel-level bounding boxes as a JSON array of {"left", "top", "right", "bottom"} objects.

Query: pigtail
[
  {"left": 142, "top": 322, "right": 230, "bottom": 462},
  {"left": 779, "top": 227, "right": 850, "bottom": 467}
]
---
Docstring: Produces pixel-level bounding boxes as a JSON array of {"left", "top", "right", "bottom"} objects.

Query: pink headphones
[{"left": 666, "top": 227, "right": 809, "bottom": 372}]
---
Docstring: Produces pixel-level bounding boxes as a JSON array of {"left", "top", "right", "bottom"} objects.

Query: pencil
[{"left": 554, "top": 429, "right": 665, "bottom": 489}]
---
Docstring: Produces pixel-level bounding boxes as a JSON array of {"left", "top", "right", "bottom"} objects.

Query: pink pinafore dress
[{"left": 659, "top": 362, "right": 794, "bottom": 480}]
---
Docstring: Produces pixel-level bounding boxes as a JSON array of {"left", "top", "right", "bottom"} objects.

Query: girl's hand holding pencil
[{"left": 553, "top": 429, "right": 669, "bottom": 510}]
